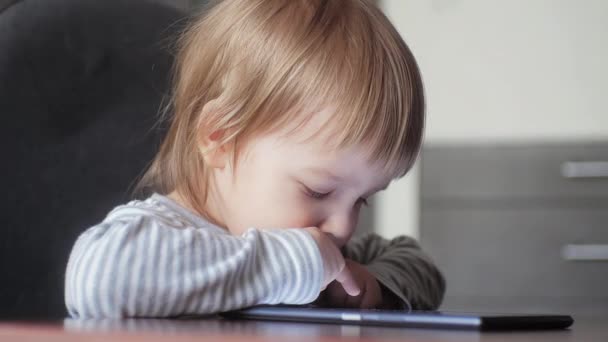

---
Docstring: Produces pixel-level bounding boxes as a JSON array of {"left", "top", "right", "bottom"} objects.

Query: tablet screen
[{"left": 222, "top": 305, "right": 574, "bottom": 331}]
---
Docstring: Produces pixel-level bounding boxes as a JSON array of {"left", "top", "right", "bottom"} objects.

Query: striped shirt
[{"left": 65, "top": 194, "right": 445, "bottom": 318}]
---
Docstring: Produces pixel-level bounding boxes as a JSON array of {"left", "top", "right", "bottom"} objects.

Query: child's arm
[
  {"left": 341, "top": 233, "right": 446, "bottom": 310},
  {"left": 65, "top": 215, "right": 338, "bottom": 319}
]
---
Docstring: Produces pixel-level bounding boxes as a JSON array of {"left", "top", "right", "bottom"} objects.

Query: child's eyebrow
[{"left": 303, "top": 167, "right": 343, "bottom": 182}]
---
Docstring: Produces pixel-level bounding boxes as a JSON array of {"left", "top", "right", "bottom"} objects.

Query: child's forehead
[
  {"left": 273, "top": 107, "right": 345, "bottom": 148},
  {"left": 258, "top": 110, "right": 382, "bottom": 168},
  {"left": 251, "top": 131, "right": 390, "bottom": 182},
  {"left": 241, "top": 105, "right": 408, "bottom": 180}
]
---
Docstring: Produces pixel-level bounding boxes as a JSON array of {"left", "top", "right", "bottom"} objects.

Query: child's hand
[
  {"left": 315, "top": 259, "right": 383, "bottom": 309},
  {"left": 303, "top": 227, "right": 360, "bottom": 297}
]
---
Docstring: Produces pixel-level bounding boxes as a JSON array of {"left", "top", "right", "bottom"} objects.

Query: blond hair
[{"left": 138, "top": 0, "right": 425, "bottom": 216}]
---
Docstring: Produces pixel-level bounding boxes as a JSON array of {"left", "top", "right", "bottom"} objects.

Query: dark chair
[{"left": 0, "top": 0, "right": 186, "bottom": 319}]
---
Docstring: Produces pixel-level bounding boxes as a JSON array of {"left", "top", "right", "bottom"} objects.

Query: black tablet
[{"left": 222, "top": 305, "right": 574, "bottom": 331}]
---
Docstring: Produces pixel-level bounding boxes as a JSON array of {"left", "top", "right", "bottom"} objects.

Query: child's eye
[{"left": 305, "top": 187, "right": 331, "bottom": 200}]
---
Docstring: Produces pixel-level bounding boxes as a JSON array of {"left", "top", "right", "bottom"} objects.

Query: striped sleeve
[
  {"left": 64, "top": 216, "right": 323, "bottom": 318},
  {"left": 342, "top": 233, "right": 445, "bottom": 310}
]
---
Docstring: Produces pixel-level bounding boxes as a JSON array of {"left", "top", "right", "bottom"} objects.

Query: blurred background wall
[
  {"left": 376, "top": 0, "right": 608, "bottom": 238},
  {"left": 377, "top": 0, "right": 608, "bottom": 314}
]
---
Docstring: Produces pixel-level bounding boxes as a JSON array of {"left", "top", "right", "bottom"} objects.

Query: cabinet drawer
[
  {"left": 420, "top": 207, "right": 608, "bottom": 299},
  {"left": 421, "top": 143, "right": 608, "bottom": 200}
]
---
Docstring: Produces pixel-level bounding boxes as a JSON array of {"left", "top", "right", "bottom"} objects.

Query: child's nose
[{"left": 318, "top": 212, "right": 356, "bottom": 247}]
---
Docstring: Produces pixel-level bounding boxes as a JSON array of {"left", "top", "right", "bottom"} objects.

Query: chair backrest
[{"left": 0, "top": 0, "right": 186, "bottom": 319}]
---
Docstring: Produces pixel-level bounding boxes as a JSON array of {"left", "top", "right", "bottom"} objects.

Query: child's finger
[{"left": 334, "top": 266, "right": 361, "bottom": 297}]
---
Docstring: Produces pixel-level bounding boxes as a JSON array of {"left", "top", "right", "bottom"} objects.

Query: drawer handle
[
  {"left": 562, "top": 244, "right": 608, "bottom": 261},
  {"left": 561, "top": 161, "right": 608, "bottom": 179}
]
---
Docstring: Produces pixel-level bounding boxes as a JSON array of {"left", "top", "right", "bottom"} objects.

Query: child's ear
[
  {"left": 197, "top": 100, "right": 231, "bottom": 169},
  {"left": 199, "top": 129, "right": 229, "bottom": 169}
]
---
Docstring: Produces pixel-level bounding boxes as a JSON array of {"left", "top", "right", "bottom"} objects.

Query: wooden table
[{"left": 1, "top": 315, "right": 607, "bottom": 342}]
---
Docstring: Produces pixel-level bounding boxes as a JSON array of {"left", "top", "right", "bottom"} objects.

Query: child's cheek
[{"left": 282, "top": 201, "right": 320, "bottom": 229}]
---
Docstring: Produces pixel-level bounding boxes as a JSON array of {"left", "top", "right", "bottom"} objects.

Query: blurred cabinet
[{"left": 420, "top": 143, "right": 608, "bottom": 314}]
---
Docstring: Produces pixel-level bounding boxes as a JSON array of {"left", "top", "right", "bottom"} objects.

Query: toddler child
[{"left": 65, "top": 0, "right": 445, "bottom": 318}]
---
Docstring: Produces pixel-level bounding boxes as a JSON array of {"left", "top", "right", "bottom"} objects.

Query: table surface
[{"left": 1, "top": 315, "right": 607, "bottom": 342}]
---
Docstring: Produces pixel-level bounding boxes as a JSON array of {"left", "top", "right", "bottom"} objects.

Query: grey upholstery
[{"left": 0, "top": 0, "right": 185, "bottom": 318}]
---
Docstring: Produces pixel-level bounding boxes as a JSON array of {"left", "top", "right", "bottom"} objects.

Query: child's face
[{"left": 207, "top": 109, "right": 393, "bottom": 247}]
